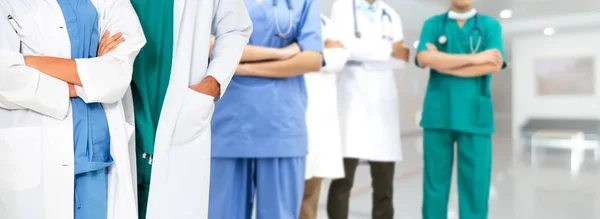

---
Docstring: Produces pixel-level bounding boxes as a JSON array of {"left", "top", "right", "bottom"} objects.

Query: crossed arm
[
  {"left": 235, "top": 49, "right": 322, "bottom": 78},
  {"left": 210, "top": 37, "right": 323, "bottom": 78},
  {"left": 24, "top": 32, "right": 125, "bottom": 97},
  {"left": 417, "top": 44, "right": 503, "bottom": 77}
]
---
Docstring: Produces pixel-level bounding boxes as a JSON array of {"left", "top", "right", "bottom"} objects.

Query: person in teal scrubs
[
  {"left": 208, "top": 0, "right": 323, "bottom": 218},
  {"left": 129, "top": 0, "right": 175, "bottom": 218},
  {"left": 415, "top": 0, "right": 506, "bottom": 218}
]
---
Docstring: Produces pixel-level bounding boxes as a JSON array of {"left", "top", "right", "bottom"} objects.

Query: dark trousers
[{"left": 327, "top": 158, "right": 395, "bottom": 219}]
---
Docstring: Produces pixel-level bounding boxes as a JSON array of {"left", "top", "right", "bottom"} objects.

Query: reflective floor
[{"left": 315, "top": 119, "right": 600, "bottom": 219}]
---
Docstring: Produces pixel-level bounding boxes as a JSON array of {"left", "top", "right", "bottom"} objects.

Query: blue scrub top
[
  {"left": 211, "top": 0, "right": 323, "bottom": 158},
  {"left": 57, "top": 0, "right": 112, "bottom": 218}
]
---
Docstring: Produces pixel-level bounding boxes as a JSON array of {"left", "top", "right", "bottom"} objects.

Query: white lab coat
[
  {"left": 144, "top": 1, "right": 252, "bottom": 219},
  {"left": 0, "top": 0, "right": 145, "bottom": 219},
  {"left": 331, "top": 0, "right": 407, "bottom": 162},
  {"left": 304, "top": 15, "right": 349, "bottom": 180}
]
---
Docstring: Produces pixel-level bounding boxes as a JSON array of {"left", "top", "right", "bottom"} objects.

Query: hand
[
  {"left": 425, "top": 43, "right": 438, "bottom": 52},
  {"left": 279, "top": 43, "right": 301, "bottom": 60},
  {"left": 97, "top": 31, "right": 125, "bottom": 56},
  {"left": 189, "top": 76, "right": 220, "bottom": 98},
  {"left": 209, "top": 36, "right": 215, "bottom": 56},
  {"left": 392, "top": 41, "right": 410, "bottom": 62},
  {"left": 68, "top": 84, "right": 78, "bottom": 97},
  {"left": 324, "top": 40, "right": 344, "bottom": 49},
  {"left": 472, "top": 49, "right": 502, "bottom": 66}
]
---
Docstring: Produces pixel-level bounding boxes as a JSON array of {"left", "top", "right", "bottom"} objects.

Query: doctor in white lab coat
[
  {"left": 328, "top": 0, "right": 410, "bottom": 218},
  {"left": 132, "top": 1, "right": 252, "bottom": 219},
  {"left": 0, "top": 1, "right": 145, "bottom": 219},
  {"left": 301, "top": 15, "right": 349, "bottom": 219}
]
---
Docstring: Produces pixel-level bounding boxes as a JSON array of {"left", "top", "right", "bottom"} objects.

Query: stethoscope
[
  {"left": 439, "top": 12, "right": 482, "bottom": 53},
  {"left": 352, "top": 0, "right": 393, "bottom": 41},
  {"left": 273, "top": 0, "right": 293, "bottom": 39}
]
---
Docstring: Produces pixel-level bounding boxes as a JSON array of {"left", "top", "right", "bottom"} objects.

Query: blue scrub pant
[
  {"left": 74, "top": 168, "right": 109, "bottom": 218},
  {"left": 71, "top": 97, "right": 112, "bottom": 219},
  {"left": 208, "top": 158, "right": 305, "bottom": 219},
  {"left": 422, "top": 129, "right": 492, "bottom": 219}
]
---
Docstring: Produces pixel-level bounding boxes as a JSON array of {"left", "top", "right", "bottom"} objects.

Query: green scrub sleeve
[
  {"left": 415, "top": 18, "right": 438, "bottom": 68},
  {"left": 484, "top": 20, "right": 507, "bottom": 69}
]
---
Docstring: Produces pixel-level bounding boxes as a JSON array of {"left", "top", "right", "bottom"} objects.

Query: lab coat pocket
[
  {"left": 170, "top": 88, "right": 215, "bottom": 147},
  {"left": 9, "top": 14, "right": 42, "bottom": 55},
  {"left": 422, "top": 91, "right": 443, "bottom": 126},
  {"left": 471, "top": 95, "right": 493, "bottom": 127},
  {"left": 0, "top": 127, "right": 42, "bottom": 191}
]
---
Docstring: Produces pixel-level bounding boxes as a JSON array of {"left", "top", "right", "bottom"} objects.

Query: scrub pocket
[
  {"left": 470, "top": 95, "right": 493, "bottom": 127},
  {"left": 170, "top": 88, "right": 215, "bottom": 147},
  {"left": 0, "top": 127, "right": 42, "bottom": 191},
  {"left": 421, "top": 90, "right": 443, "bottom": 126}
]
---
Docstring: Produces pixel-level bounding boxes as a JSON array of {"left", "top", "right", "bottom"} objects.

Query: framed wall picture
[{"left": 534, "top": 56, "right": 596, "bottom": 96}]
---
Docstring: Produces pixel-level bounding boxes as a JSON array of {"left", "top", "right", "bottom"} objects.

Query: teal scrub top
[
  {"left": 130, "top": 0, "right": 174, "bottom": 155},
  {"left": 415, "top": 13, "right": 506, "bottom": 135}
]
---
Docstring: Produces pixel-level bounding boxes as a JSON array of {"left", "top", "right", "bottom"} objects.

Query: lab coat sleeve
[
  {"left": 359, "top": 9, "right": 406, "bottom": 71},
  {"left": 391, "top": 9, "right": 404, "bottom": 43},
  {"left": 208, "top": 0, "right": 253, "bottom": 100},
  {"left": 330, "top": 0, "right": 392, "bottom": 62},
  {"left": 381, "top": 9, "right": 406, "bottom": 70},
  {"left": 321, "top": 48, "right": 350, "bottom": 73},
  {"left": 483, "top": 18, "right": 507, "bottom": 69},
  {"left": 74, "top": 0, "right": 146, "bottom": 104},
  {"left": 0, "top": 9, "right": 70, "bottom": 119}
]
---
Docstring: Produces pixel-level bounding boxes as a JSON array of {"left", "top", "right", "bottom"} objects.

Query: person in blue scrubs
[
  {"left": 208, "top": 0, "right": 324, "bottom": 218},
  {"left": 56, "top": 0, "right": 123, "bottom": 218}
]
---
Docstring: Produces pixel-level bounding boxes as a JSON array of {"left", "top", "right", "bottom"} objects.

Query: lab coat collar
[
  {"left": 357, "top": 0, "right": 380, "bottom": 12},
  {"left": 448, "top": 8, "right": 477, "bottom": 20}
]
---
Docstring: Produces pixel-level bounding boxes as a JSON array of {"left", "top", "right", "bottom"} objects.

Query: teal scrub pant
[
  {"left": 136, "top": 148, "right": 153, "bottom": 219},
  {"left": 208, "top": 158, "right": 305, "bottom": 219},
  {"left": 422, "top": 129, "right": 492, "bottom": 219}
]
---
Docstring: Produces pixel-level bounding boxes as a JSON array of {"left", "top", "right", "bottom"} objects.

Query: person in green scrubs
[
  {"left": 129, "top": 1, "right": 222, "bottom": 218},
  {"left": 129, "top": 1, "right": 174, "bottom": 218},
  {"left": 415, "top": 0, "right": 506, "bottom": 218}
]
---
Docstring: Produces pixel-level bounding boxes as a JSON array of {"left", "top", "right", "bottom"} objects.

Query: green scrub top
[
  {"left": 130, "top": 0, "right": 174, "bottom": 155},
  {"left": 415, "top": 13, "right": 506, "bottom": 135}
]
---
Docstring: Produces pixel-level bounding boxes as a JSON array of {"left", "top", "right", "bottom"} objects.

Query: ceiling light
[
  {"left": 499, "top": 9, "right": 513, "bottom": 19},
  {"left": 413, "top": 40, "right": 419, "bottom": 49},
  {"left": 544, "top": 27, "right": 555, "bottom": 36}
]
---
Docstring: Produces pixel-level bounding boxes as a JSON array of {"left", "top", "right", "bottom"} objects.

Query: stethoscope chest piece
[{"left": 438, "top": 35, "right": 447, "bottom": 44}]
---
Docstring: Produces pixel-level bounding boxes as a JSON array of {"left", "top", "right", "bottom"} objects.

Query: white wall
[
  {"left": 492, "top": 68, "right": 512, "bottom": 116},
  {"left": 397, "top": 64, "right": 429, "bottom": 134},
  {"left": 511, "top": 31, "right": 600, "bottom": 139}
]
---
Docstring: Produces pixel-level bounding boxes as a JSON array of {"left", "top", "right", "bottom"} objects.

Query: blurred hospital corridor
[
  {"left": 314, "top": 119, "right": 600, "bottom": 219},
  {"left": 312, "top": 0, "right": 600, "bottom": 218}
]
